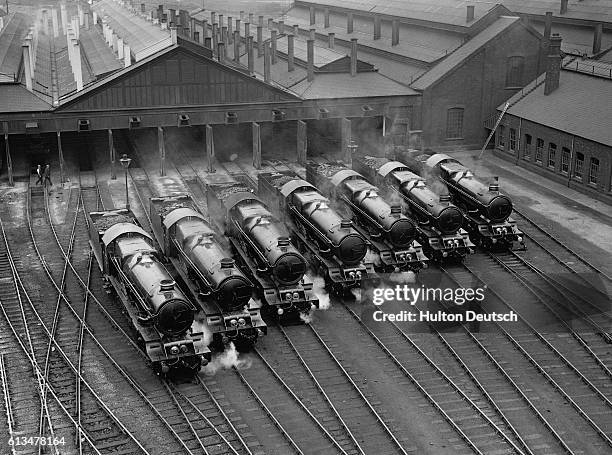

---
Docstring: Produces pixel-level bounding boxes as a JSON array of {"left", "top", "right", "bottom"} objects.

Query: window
[
  {"left": 446, "top": 108, "right": 464, "bottom": 139},
  {"left": 506, "top": 56, "right": 525, "bottom": 87},
  {"left": 498, "top": 125, "right": 506, "bottom": 148},
  {"left": 548, "top": 143, "right": 557, "bottom": 169},
  {"left": 535, "top": 138, "right": 544, "bottom": 163},
  {"left": 575, "top": 152, "right": 584, "bottom": 180},
  {"left": 523, "top": 134, "right": 532, "bottom": 160},
  {"left": 589, "top": 158, "right": 599, "bottom": 184},
  {"left": 561, "top": 147, "right": 570, "bottom": 174},
  {"left": 509, "top": 128, "right": 517, "bottom": 152}
]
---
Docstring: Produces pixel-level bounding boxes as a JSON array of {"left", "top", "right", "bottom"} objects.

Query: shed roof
[
  {"left": 92, "top": 0, "right": 172, "bottom": 61},
  {"left": 503, "top": 0, "right": 612, "bottom": 24},
  {"left": 0, "top": 84, "right": 53, "bottom": 112},
  {"left": 501, "top": 69, "right": 612, "bottom": 147},
  {"left": 79, "top": 27, "right": 123, "bottom": 77},
  {"left": 289, "top": 72, "right": 416, "bottom": 98},
  {"left": 295, "top": 0, "right": 499, "bottom": 27},
  {"left": 0, "top": 13, "right": 28, "bottom": 83},
  {"left": 282, "top": 10, "right": 459, "bottom": 63},
  {"left": 410, "top": 16, "right": 521, "bottom": 90}
]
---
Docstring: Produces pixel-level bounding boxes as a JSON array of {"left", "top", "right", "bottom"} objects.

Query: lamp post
[
  {"left": 119, "top": 154, "right": 131, "bottom": 210},
  {"left": 346, "top": 140, "right": 358, "bottom": 167}
]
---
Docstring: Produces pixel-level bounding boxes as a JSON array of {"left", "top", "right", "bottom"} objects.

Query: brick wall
[
  {"left": 495, "top": 114, "right": 612, "bottom": 202},
  {"left": 421, "top": 21, "right": 542, "bottom": 150}
]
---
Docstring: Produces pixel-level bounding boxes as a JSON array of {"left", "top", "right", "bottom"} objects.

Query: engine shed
[{"left": 0, "top": 0, "right": 416, "bottom": 184}]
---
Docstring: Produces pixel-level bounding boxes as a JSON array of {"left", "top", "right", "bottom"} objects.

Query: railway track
[
  {"left": 511, "top": 208, "right": 612, "bottom": 284},
  {"left": 444, "top": 260, "right": 612, "bottom": 453}
]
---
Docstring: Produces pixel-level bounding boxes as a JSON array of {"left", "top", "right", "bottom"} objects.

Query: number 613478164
[{"left": 9, "top": 436, "right": 66, "bottom": 446}]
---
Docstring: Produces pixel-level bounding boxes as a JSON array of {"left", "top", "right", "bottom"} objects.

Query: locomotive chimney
[
  {"left": 560, "top": 0, "right": 568, "bottom": 14},
  {"left": 439, "top": 194, "right": 451, "bottom": 203},
  {"left": 340, "top": 219, "right": 353, "bottom": 229},
  {"left": 390, "top": 205, "right": 402, "bottom": 215},
  {"left": 277, "top": 237, "right": 290, "bottom": 250},
  {"left": 160, "top": 279, "right": 175, "bottom": 290},
  {"left": 489, "top": 176, "right": 500, "bottom": 192},
  {"left": 220, "top": 258, "right": 235, "bottom": 268}
]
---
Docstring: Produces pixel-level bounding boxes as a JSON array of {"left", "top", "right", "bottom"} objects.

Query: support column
[
  {"left": 206, "top": 125, "right": 215, "bottom": 173},
  {"left": 297, "top": 120, "right": 307, "bottom": 165},
  {"left": 108, "top": 129, "right": 116, "bottom": 179},
  {"left": 252, "top": 122, "right": 261, "bottom": 169},
  {"left": 158, "top": 126, "right": 165, "bottom": 176},
  {"left": 4, "top": 134, "right": 13, "bottom": 187},
  {"left": 57, "top": 131, "right": 65, "bottom": 184},
  {"left": 341, "top": 118, "right": 351, "bottom": 164}
]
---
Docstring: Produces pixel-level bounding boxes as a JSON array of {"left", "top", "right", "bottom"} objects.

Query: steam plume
[{"left": 202, "top": 342, "right": 252, "bottom": 375}]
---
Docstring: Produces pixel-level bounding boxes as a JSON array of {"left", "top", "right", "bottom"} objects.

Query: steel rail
[
  {"left": 505, "top": 250, "right": 612, "bottom": 344},
  {"left": 339, "top": 303, "right": 526, "bottom": 455},
  {"left": 234, "top": 368, "right": 304, "bottom": 455},
  {"left": 488, "top": 253, "right": 612, "bottom": 386},
  {"left": 38, "top": 186, "right": 80, "bottom": 454},
  {"left": 458, "top": 262, "right": 612, "bottom": 449},
  {"left": 512, "top": 208, "right": 612, "bottom": 282},
  {"left": 306, "top": 324, "right": 412, "bottom": 455},
  {"left": 275, "top": 325, "right": 366, "bottom": 455},
  {"left": 251, "top": 348, "right": 350, "bottom": 455},
  {"left": 0, "top": 354, "right": 17, "bottom": 455},
  {"left": 166, "top": 382, "right": 245, "bottom": 455},
  {"left": 25, "top": 188, "right": 150, "bottom": 454}
]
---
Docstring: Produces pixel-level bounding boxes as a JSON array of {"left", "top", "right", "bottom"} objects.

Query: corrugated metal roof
[
  {"left": 92, "top": 0, "right": 172, "bottom": 60},
  {"left": 289, "top": 71, "right": 416, "bottom": 98},
  {"left": 79, "top": 27, "right": 123, "bottom": 77},
  {"left": 0, "top": 13, "right": 28, "bottom": 83},
  {"left": 0, "top": 84, "right": 52, "bottom": 112},
  {"left": 296, "top": 0, "right": 500, "bottom": 26},
  {"left": 410, "top": 16, "right": 520, "bottom": 90},
  {"left": 503, "top": 0, "right": 612, "bottom": 23},
  {"left": 502, "top": 70, "right": 612, "bottom": 146}
]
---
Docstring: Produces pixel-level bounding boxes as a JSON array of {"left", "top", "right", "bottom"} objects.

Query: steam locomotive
[
  {"left": 305, "top": 159, "right": 428, "bottom": 273},
  {"left": 206, "top": 176, "right": 318, "bottom": 320},
  {"left": 258, "top": 170, "right": 378, "bottom": 293},
  {"left": 413, "top": 154, "right": 524, "bottom": 250},
  {"left": 88, "top": 209, "right": 210, "bottom": 374},
  {"left": 354, "top": 156, "right": 474, "bottom": 261},
  {"left": 149, "top": 195, "right": 266, "bottom": 349}
]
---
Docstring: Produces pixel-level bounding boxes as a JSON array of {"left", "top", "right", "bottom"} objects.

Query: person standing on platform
[
  {"left": 43, "top": 164, "right": 52, "bottom": 187},
  {"left": 35, "top": 164, "right": 43, "bottom": 185}
]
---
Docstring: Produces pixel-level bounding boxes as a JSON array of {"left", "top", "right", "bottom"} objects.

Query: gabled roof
[
  {"left": 56, "top": 43, "right": 300, "bottom": 111},
  {"left": 410, "top": 16, "right": 527, "bottom": 90},
  {"left": 0, "top": 84, "right": 53, "bottom": 113},
  {"left": 501, "top": 70, "right": 612, "bottom": 147}
]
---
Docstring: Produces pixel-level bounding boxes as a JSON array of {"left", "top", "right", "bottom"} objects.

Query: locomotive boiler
[
  {"left": 305, "top": 160, "right": 428, "bottom": 273},
  {"left": 150, "top": 195, "right": 266, "bottom": 348},
  {"left": 206, "top": 177, "right": 318, "bottom": 320},
  {"left": 415, "top": 154, "right": 524, "bottom": 249},
  {"left": 258, "top": 170, "right": 378, "bottom": 293},
  {"left": 354, "top": 156, "right": 474, "bottom": 261},
  {"left": 88, "top": 209, "right": 210, "bottom": 374}
]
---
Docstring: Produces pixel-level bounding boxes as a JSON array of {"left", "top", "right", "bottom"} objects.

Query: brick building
[
  {"left": 494, "top": 35, "right": 612, "bottom": 202},
  {"left": 282, "top": 1, "right": 545, "bottom": 150}
]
